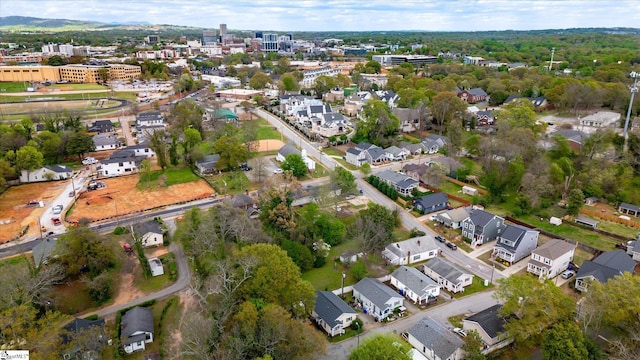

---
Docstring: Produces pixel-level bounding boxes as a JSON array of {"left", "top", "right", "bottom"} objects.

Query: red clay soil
[{"left": 68, "top": 175, "right": 214, "bottom": 222}]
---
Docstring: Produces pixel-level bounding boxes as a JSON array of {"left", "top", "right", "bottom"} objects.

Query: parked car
[
  {"left": 68, "top": 191, "right": 75, "bottom": 197},
  {"left": 435, "top": 235, "right": 446, "bottom": 243},
  {"left": 82, "top": 157, "right": 98, "bottom": 165},
  {"left": 51, "top": 217, "right": 61, "bottom": 226},
  {"left": 52, "top": 205, "right": 63, "bottom": 215},
  {"left": 273, "top": 168, "right": 284, "bottom": 174},
  {"left": 446, "top": 242, "right": 457, "bottom": 250},
  {"left": 561, "top": 270, "right": 575, "bottom": 279},
  {"left": 453, "top": 328, "right": 467, "bottom": 337},
  {"left": 345, "top": 195, "right": 356, "bottom": 200},
  {"left": 240, "top": 163, "right": 252, "bottom": 171}
]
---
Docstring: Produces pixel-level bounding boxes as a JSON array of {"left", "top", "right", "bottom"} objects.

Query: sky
[{"left": 2, "top": 0, "right": 640, "bottom": 32}]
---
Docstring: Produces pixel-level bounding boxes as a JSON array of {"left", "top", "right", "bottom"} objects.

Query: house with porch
[
  {"left": 435, "top": 207, "right": 471, "bottom": 229},
  {"left": 384, "top": 146, "right": 408, "bottom": 161},
  {"left": 402, "top": 163, "right": 428, "bottom": 182},
  {"left": 492, "top": 224, "right": 539, "bottom": 266},
  {"left": 422, "top": 257, "right": 474, "bottom": 294},
  {"left": 462, "top": 304, "right": 513, "bottom": 352},
  {"left": 619, "top": 202, "right": 640, "bottom": 217},
  {"left": 405, "top": 317, "right": 464, "bottom": 360},
  {"left": 377, "top": 170, "right": 419, "bottom": 196},
  {"left": 345, "top": 147, "right": 367, "bottom": 167},
  {"left": 421, "top": 134, "right": 448, "bottom": 154},
  {"left": 312, "top": 291, "right": 357, "bottom": 337},
  {"left": 381, "top": 236, "right": 440, "bottom": 266},
  {"left": 413, "top": 192, "right": 448, "bottom": 214},
  {"left": 390, "top": 266, "right": 441, "bottom": 305},
  {"left": 20, "top": 164, "right": 73, "bottom": 183},
  {"left": 195, "top": 154, "right": 220, "bottom": 174},
  {"left": 276, "top": 144, "right": 316, "bottom": 170},
  {"left": 461, "top": 209, "right": 505, "bottom": 246},
  {"left": 123, "top": 144, "right": 156, "bottom": 158},
  {"left": 93, "top": 132, "right": 119, "bottom": 151},
  {"left": 131, "top": 220, "right": 164, "bottom": 248},
  {"left": 364, "top": 147, "right": 388, "bottom": 165},
  {"left": 98, "top": 150, "right": 138, "bottom": 177},
  {"left": 121, "top": 306, "right": 154, "bottom": 354},
  {"left": 527, "top": 239, "right": 575, "bottom": 279},
  {"left": 352, "top": 278, "right": 404, "bottom": 321},
  {"left": 575, "top": 250, "right": 636, "bottom": 292},
  {"left": 399, "top": 141, "right": 425, "bottom": 156},
  {"left": 136, "top": 111, "right": 165, "bottom": 128}
]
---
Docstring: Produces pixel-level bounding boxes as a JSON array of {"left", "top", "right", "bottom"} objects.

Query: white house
[
  {"left": 98, "top": 151, "right": 138, "bottom": 177},
  {"left": 92, "top": 132, "right": 119, "bottom": 151},
  {"left": 131, "top": 220, "right": 164, "bottom": 248},
  {"left": 422, "top": 257, "right": 474, "bottom": 294},
  {"left": 148, "top": 258, "right": 164, "bottom": 277},
  {"left": 345, "top": 147, "right": 367, "bottom": 167},
  {"left": 527, "top": 239, "right": 575, "bottom": 279},
  {"left": 276, "top": 144, "right": 316, "bottom": 171},
  {"left": 381, "top": 236, "right": 440, "bottom": 265},
  {"left": 352, "top": 278, "right": 404, "bottom": 321},
  {"left": 384, "top": 146, "right": 409, "bottom": 161},
  {"left": 121, "top": 307, "right": 154, "bottom": 354},
  {"left": 123, "top": 145, "right": 156, "bottom": 158},
  {"left": 312, "top": 291, "right": 357, "bottom": 337},
  {"left": 405, "top": 317, "right": 464, "bottom": 360},
  {"left": 136, "top": 111, "right": 166, "bottom": 128},
  {"left": 390, "top": 266, "right": 441, "bottom": 305},
  {"left": 20, "top": 164, "right": 73, "bottom": 183}
]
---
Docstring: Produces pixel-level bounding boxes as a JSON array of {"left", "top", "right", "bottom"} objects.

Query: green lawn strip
[
  {"left": 476, "top": 250, "right": 506, "bottom": 271},
  {"left": 0, "top": 82, "right": 32, "bottom": 92},
  {"left": 302, "top": 239, "right": 361, "bottom": 291},
  {"left": 447, "top": 314, "right": 465, "bottom": 328},
  {"left": 0, "top": 254, "right": 29, "bottom": 268},
  {"left": 334, "top": 158, "right": 358, "bottom": 171},
  {"left": 164, "top": 168, "right": 200, "bottom": 186},
  {"left": 327, "top": 327, "right": 361, "bottom": 343},
  {"left": 204, "top": 171, "right": 253, "bottom": 195},
  {"left": 518, "top": 214, "right": 618, "bottom": 250},
  {"left": 256, "top": 125, "right": 281, "bottom": 140},
  {"left": 323, "top": 148, "right": 345, "bottom": 157},
  {"left": 451, "top": 276, "right": 494, "bottom": 299},
  {"left": 136, "top": 252, "right": 175, "bottom": 293},
  {"left": 50, "top": 83, "right": 108, "bottom": 91}
]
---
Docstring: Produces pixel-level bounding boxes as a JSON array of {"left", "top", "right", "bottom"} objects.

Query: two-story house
[
  {"left": 405, "top": 317, "right": 464, "bottom": 360},
  {"left": 457, "top": 87, "right": 488, "bottom": 103},
  {"left": 352, "top": 278, "right": 404, "bottom": 321},
  {"left": 136, "top": 111, "right": 165, "bottom": 128},
  {"left": 422, "top": 257, "right": 474, "bottom": 294},
  {"left": 492, "top": 224, "right": 539, "bottom": 266},
  {"left": 575, "top": 250, "right": 636, "bottom": 292},
  {"left": 461, "top": 209, "right": 504, "bottom": 246},
  {"left": 98, "top": 150, "right": 138, "bottom": 177},
  {"left": 527, "top": 239, "right": 575, "bottom": 279},
  {"left": 381, "top": 236, "right": 440, "bottom": 266},
  {"left": 390, "top": 266, "right": 441, "bottom": 305},
  {"left": 384, "top": 146, "right": 408, "bottom": 161},
  {"left": 345, "top": 147, "right": 367, "bottom": 167},
  {"left": 93, "top": 132, "right": 119, "bottom": 151}
]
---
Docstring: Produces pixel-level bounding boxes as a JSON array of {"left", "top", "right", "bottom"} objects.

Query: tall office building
[
  {"left": 262, "top": 33, "right": 278, "bottom": 52},
  {"left": 202, "top": 30, "right": 217, "bottom": 45},
  {"left": 254, "top": 31, "right": 263, "bottom": 39},
  {"left": 219, "top": 24, "right": 227, "bottom": 37}
]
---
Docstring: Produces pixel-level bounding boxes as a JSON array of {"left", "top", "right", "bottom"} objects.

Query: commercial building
[{"left": 0, "top": 64, "right": 141, "bottom": 83}]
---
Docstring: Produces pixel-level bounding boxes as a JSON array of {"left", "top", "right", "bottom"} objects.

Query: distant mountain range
[{"left": 0, "top": 16, "right": 152, "bottom": 30}]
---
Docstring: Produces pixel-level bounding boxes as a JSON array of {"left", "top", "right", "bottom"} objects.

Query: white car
[
  {"left": 273, "top": 168, "right": 284, "bottom": 174},
  {"left": 561, "top": 270, "right": 575, "bottom": 279},
  {"left": 82, "top": 157, "right": 98, "bottom": 165},
  {"left": 453, "top": 328, "right": 467, "bottom": 337},
  {"left": 52, "top": 204, "right": 63, "bottom": 215}
]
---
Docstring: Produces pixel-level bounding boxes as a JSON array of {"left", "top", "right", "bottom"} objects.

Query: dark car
[
  {"left": 240, "top": 163, "right": 252, "bottom": 171},
  {"left": 446, "top": 242, "right": 457, "bottom": 250},
  {"left": 435, "top": 235, "right": 446, "bottom": 243}
]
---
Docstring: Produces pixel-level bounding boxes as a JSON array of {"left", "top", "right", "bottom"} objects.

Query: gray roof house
[
  {"left": 619, "top": 202, "right": 640, "bottom": 217},
  {"left": 121, "top": 306, "right": 154, "bottom": 354},
  {"left": 527, "top": 239, "right": 575, "bottom": 279},
  {"left": 195, "top": 154, "right": 220, "bottom": 174},
  {"left": 461, "top": 209, "right": 505, "bottom": 246},
  {"left": 92, "top": 132, "right": 119, "bottom": 151},
  {"left": 89, "top": 119, "right": 114, "bottom": 133},
  {"left": 20, "top": 164, "right": 74, "bottom": 183},
  {"left": 364, "top": 147, "right": 388, "bottom": 164},
  {"left": 627, "top": 240, "right": 640, "bottom": 262},
  {"left": 427, "top": 156, "right": 462, "bottom": 178},
  {"left": 384, "top": 146, "right": 408, "bottom": 161},
  {"left": 435, "top": 206, "right": 471, "bottom": 229},
  {"left": 405, "top": 317, "right": 464, "bottom": 360},
  {"left": 422, "top": 257, "right": 474, "bottom": 294},
  {"left": 575, "top": 250, "right": 636, "bottom": 292},
  {"left": 312, "top": 291, "right": 357, "bottom": 337},
  {"left": 131, "top": 220, "right": 164, "bottom": 248},
  {"left": 492, "top": 224, "right": 539, "bottom": 265},
  {"left": 463, "top": 304, "right": 512, "bottom": 350},
  {"left": 352, "top": 278, "right": 404, "bottom": 321},
  {"left": 355, "top": 142, "right": 378, "bottom": 152},
  {"left": 421, "top": 134, "right": 448, "bottom": 154},
  {"left": 413, "top": 192, "right": 448, "bottom": 214},
  {"left": 382, "top": 236, "right": 440, "bottom": 266},
  {"left": 377, "top": 170, "right": 419, "bottom": 196},
  {"left": 390, "top": 266, "right": 441, "bottom": 305},
  {"left": 345, "top": 147, "right": 367, "bottom": 167},
  {"left": 399, "top": 141, "right": 425, "bottom": 155},
  {"left": 33, "top": 237, "right": 58, "bottom": 267}
]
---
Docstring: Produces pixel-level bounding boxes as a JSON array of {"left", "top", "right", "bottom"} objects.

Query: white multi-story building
[{"left": 300, "top": 66, "right": 339, "bottom": 87}]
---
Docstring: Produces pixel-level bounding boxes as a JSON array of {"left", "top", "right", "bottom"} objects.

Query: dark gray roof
[
  {"left": 377, "top": 170, "right": 410, "bottom": 185},
  {"left": 464, "top": 304, "right": 507, "bottom": 339},
  {"left": 63, "top": 317, "right": 105, "bottom": 345},
  {"left": 121, "top": 306, "right": 154, "bottom": 339},
  {"left": 353, "top": 278, "right": 402, "bottom": 310},
  {"left": 407, "top": 317, "right": 463, "bottom": 359},
  {"left": 44, "top": 164, "right": 73, "bottom": 173},
  {"left": 576, "top": 250, "right": 636, "bottom": 283},
  {"left": 93, "top": 133, "right": 118, "bottom": 146},
  {"left": 467, "top": 209, "right": 499, "bottom": 227},
  {"left": 33, "top": 238, "right": 57, "bottom": 267},
  {"left": 279, "top": 143, "right": 302, "bottom": 158},
  {"left": 556, "top": 129, "right": 587, "bottom": 144},
  {"left": 619, "top": 202, "right": 640, "bottom": 212},
  {"left": 414, "top": 193, "right": 448, "bottom": 210},
  {"left": 391, "top": 266, "right": 439, "bottom": 296},
  {"left": 576, "top": 215, "right": 599, "bottom": 227},
  {"left": 355, "top": 142, "right": 376, "bottom": 151},
  {"left": 423, "top": 257, "right": 471, "bottom": 284},
  {"left": 346, "top": 147, "right": 362, "bottom": 156},
  {"left": 366, "top": 147, "right": 387, "bottom": 160},
  {"left": 476, "top": 110, "right": 493, "bottom": 117},
  {"left": 314, "top": 291, "right": 356, "bottom": 328},
  {"left": 309, "top": 105, "right": 324, "bottom": 114},
  {"left": 467, "top": 87, "right": 487, "bottom": 96},
  {"left": 496, "top": 224, "right": 533, "bottom": 251},
  {"left": 230, "top": 193, "right": 255, "bottom": 208},
  {"left": 322, "top": 112, "right": 346, "bottom": 123},
  {"left": 397, "top": 178, "right": 418, "bottom": 190},
  {"left": 196, "top": 154, "right": 220, "bottom": 170},
  {"left": 425, "top": 134, "right": 449, "bottom": 143},
  {"left": 132, "top": 220, "right": 162, "bottom": 238},
  {"left": 136, "top": 111, "right": 163, "bottom": 121},
  {"left": 109, "top": 150, "right": 136, "bottom": 159}
]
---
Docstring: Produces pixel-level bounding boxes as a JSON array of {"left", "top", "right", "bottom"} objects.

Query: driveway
[
  {"left": 119, "top": 115, "right": 136, "bottom": 146},
  {"left": 40, "top": 172, "right": 88, "bottom": 235}
]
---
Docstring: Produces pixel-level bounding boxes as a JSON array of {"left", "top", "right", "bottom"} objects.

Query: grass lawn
[
  {"left": 302, "top": 239, "right": 361, "bottom": 291},
  {"left": 50, "top": 83, "right": 108, "bottom": 91},
  {"left": 518, "top": 214, "right": 619, "bottom": 250},
  {"left": 335, "top": 158, "right": 358, "bottom": 171},
  {"left": 205, "top": 171, "right": 254, "bottom": 195},
  {"left": 1, "top": 91, "right": 137, "bottom": 103},
  {"left": 0, "top": 82, "right": 30, "bottom": 92},
  {"left": 323, "top": 148, "right": 345, "bottom": 157},
  {"left": 165, "top": 168, "right": 200, "bottom": 186},
  {"left": 447, "top": 314, "right": 465, "bottom": 328},
  {"left": 451, "top": 276, "right": 494, "bottom": 299},
  {"left": 135, "top": 252, "right": 176, "bottom": 293},
  {"left": 0, "top": 254, "right": 29, "bottom": 268},
  {"left": 477, "top": 250, "right": 506, "bottom": 271},
  {"left": 595, "top": 219, "right": 639, "bottom": 239},
  {"left": 327, "top": 327, "right": 362, "bottom": 343},
  {"left": 254, "top": 118, "right": 282, "bottom": 140},
  {"left": 51, "top": 279, "right": 95, "bottom": 315}
]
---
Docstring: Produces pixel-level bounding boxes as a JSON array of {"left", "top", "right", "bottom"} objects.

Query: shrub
[
  {"left": 409, "top": 228, "right": 426, "bottom": 237},
  {"left": 350, "top": 318, "right": 364, "bottom": 331},
  {"left": 113, "top": 226, "right": 130, "bottom": 235}
]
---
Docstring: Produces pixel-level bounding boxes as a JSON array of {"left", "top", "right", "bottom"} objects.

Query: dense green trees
[
  {"left": 354, "top": 100, "right": 399, "bottom": 146},
  {"left": 281, "top": 153, "right": 307, "bottom": 177},
  {"left": 349, "top": 334, "right": 412, "bottom": 360},
  {"left": 65, "top": 131, "right": 95, "bottom": 161}
]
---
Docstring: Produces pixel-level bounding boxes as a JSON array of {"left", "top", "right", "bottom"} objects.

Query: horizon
[{"left": 2, "top": 0, "right": 640, "bottom": 32}]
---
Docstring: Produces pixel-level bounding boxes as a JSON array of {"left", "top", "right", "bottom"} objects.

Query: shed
[
  {"left": 549, "top": 217, "right": 562, "bottom": 226},
  {"left": 462, "top": 186, "right": 478, "bottom": 196},
  {"left": 576, "top": 216, "right": 598, "bottom": 228},
  {"left": 584, "top": 197, "right": 599, "bottom": 206},
  {"left": 148, "top": 258, "right": 164, "bottom": 277}
]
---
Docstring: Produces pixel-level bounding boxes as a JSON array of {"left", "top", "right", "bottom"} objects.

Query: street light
[
  {"left": 623, "top": 71, "right": 640, "bottom": 153},
  {"left": 341, "top": 272, "right": 346, "bottom": 298},
  {"left": 354, "top": 321, "right": 361, "bottom": 347}
]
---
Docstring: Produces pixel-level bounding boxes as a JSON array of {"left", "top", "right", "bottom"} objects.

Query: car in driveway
[
  {"left": 446, "top": 242, "right": 457, "bottom": 250},
  {"left": 52, "top": 204, "right": 63, "bottom": 214},
  {"left": 453, "top": 327, "right": 467, "bottom": 337},
  {"left": 82, "top": 157, "right": 98, "bottom": 165},
  {"left": 273, "top": 168, "right": 284, "bottom": 174},
  {"left": 561, "top": 270, "right": 575, "bottom": 279},
  {"left": 435, "top": 235, "right": 446, "bottom": 243},
  {"left": 51, "top": 217, "right": 61, "bottom": 226}
]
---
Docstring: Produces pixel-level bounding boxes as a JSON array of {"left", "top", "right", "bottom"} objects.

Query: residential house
[
  {"left": 93, "top": 132, "right": 119, "bottom": 151},
  {"left": 504, "top": 95, "right": 552, "bottom": 111},
  {"left": 355, "top": 142, "right": 378, "bottom": 152},
  {"left": 121, "top": 306, "right": 154, "bottom": 354},
  {"left": 475, "top": 110, "right": 495, "bottom": 126},
  {"left": 626, "top": 240, "right": 640, "bottom": 262},
  {"left": 403, "top": 163, "right": 428, "bottom": 182},
  {"left": 148, "top": 258, "right": 164, "bottom": 277},
  {"left": 136, "top": 125, "right": 166, "bottom": 146},
  {"left": 421, "top": 134, "right": 448, "bottom": 154},
  {"left": 20, "top": 164, "right": 73, "bottom": 183},
  {"left": 364, "top": 147, "right": 388, "bottom": 165},
  {"left": 413, "top": 193, "right": 448, "bottom": 214},
  {"left": 393, "top": 107, "right": 421, "bottom": 132},
  {"left": 339, "top": 251, "right": 358, "bottom": 264},
  {"left": 345, "top": 147, "right": 367, "bottom": 167},
  {"left": 552, "top": 129, "right": 587, "bottom": 153},
  {"left": 352, "top": 278, "right": 404, "bottom": 321},
  {"left": 422, "top": 257, "right": 474, "bottom": 293},
  {"left": 619, "top": 202, "right": 640, "bottom": 217},
  {"left": 461, "top": 209, "right": 505, "bottom": 246},
  {"left": 390, "top": 266, "right": 441, "bottom": 305},
  {"left": 492, "top": 224, "right": 539, "bottom": 265},
  {"left": 575, "top": 250, "right": 636, "bottom": 292},
  {"left": 457, "top": 87, "right": 487, "bottom": 103},
  {"left": 527, "top": 239, "right": 575, "bottom": 279},
  {"left": 399, "top": 141, "right": 425, "bottom": 156},
  {"left": 136, "top": 111, "right": 165, "bottom": 128},
  {"left": 195, "top": 154, "right": 221, "bottom": 174},
  {"left": 405, "top": 317, "right": 464, "bottom": 360},
  {"left": 382, "top": 236, "right": 440, "bottom": 265},
  {"left": 343, "top": 93, "right": 365, "bottom": 116},
  {"left": 89, "top": 119, "right": 114, "bottom": 133},
  {"left": 131, "top": 220, "right": 164, "bottom": 248},
  {"left": 62, "top": 317, "right": 106, "bottom": 360},
  {"left": 377, "top": 170, "right": 419, "bottom": 196},
  {"left": 426, "top": 157, "right": 461, "bottom": 178},
  {"left": 33, "top": 237, "right": 58, "bottom": 268},
  {"left": 462, "top": 304, "right": 512, "bottom": 351},
  {"left": 384, "top": 146, "right": 408, "bottom": 161},
  {"left": 276, "top": 144, "right": 316, "bottom": 170},
  {"left": 124, "top": 144, "right": 156, "bottom": 158},
  {"left": 435, "top": 207, "right": 471, "bottom": 229},
  {"left": 317, "top": 112, "right": 348, "bottom": 138},
  {"left": 312, "top": 291, "right": 357, "bottom": 337},
  {"left": 585, "top": 196, "right": 599, "bottom": 206},
  {"left": 229, "top": 193, "right": 256, "bottom": 210},
  {"left": 98, "top": 150, "right": 138, "bottom": 177}
]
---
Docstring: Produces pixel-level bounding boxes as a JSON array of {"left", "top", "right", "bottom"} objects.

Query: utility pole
[
  {"left": 549, "top": 47, "right": 555, "bottom": 71},
  {"left": 623, "top": 71, "right": 640, "bottom": 153}
]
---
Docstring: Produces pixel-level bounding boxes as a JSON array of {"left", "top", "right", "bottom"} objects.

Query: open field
[
  {"left": 254, "top": 118, "right": 283, "bottom": 140},
  {"left": 0, "top": 181, "right": 68, "bottom": 243},
  {"left": 253, "top": 139, "right": 285, "bottom": 152},
  {"left": 1, "top": 99, "right": 123, "bottom": 116},
  {"left": 68, "top": 174, "right": 214, "bottom": 222}
]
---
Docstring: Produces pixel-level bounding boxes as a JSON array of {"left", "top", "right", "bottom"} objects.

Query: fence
[
  {"left": 444, "top": 177, "right": 488, "bottom": 195},
  {"left": 580, "top": 208, "right": 640, "bottom": 230},
  {"left": 420, "top": 183, "right": 471, "bottom": 207}
]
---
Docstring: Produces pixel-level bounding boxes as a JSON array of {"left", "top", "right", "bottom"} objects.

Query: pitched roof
[
  {"left": 384, "top": 236, "right": 440, "bottom": 260},
  {"left": 576, "top": 250, "right": 636, "bottom": 283},
  {"left": 121, "top": 306, "right": 154, "bottom": 338},
  {"left": 438, "top": 207, "right": 472, "bottom": 223},
  {"left": 366, "top": 147, "right": 387, "bottom": 160},
  {"left": 346, "top": 147, "right": 362, "bottom": 156},
  {"left": 407, "top": 317, "right": 464, "bottom": 360},
  {"left": 93, "top": 133, "right": 119, "bottom": 146},
  {"left": 464, "top": 304, "right": 507, "bottom": 339},
  {"left": 532, "top": 239, "right": 574, "bottom": 260},
  {"left": 391, "top": 266, "right": 439, "bottom": 296},
  {"left": 384, "top": 146, "right": 405, "bottom": 156},
  {"left": 414, "top": 192, "right": 448, "bottom": 210},
  {"left": 314, "top": 291, "right": 356, "bottom": 328},
  {"left": 467, "top": 87, "right": 487, "bottom": 96},
  {"left": 230, "top": 193, "right": 255, "bottom": 208},
  {"left": 279, "top": 143, "right": 302, "bottom": 158},
  {"left": 423, "top": 257, "right": 471, "bottom": 284},
  {"left": 619, "top": 202, "right": 640, "bottom": 212},
  {"left": 378, "top": 170, "right": 410, "bottom": 185},
  {"left": 353, "top": 278, "right": 402, "bottom": 310},
  {"left": 355, "top": 142, "right": 377, "bottom": 151},
  {"left": 132, "top": 220, "right": 162, "bottom": 237},
  {"left": 397, "top": 178, "right": 419, "bottom": 190},
  {"left": 467, "top": 209, "right": 499, "bottom": 227},
  {"left": 62, "top": 317, "right": 105, "bottom": 344},
  {"left": 136, "top": 111, "right": 163, "bottom": 121},
  {"left": 496, "top": 224, "right": 537, "bottom": 251},
  {"left": 402, "top": 163, "right": 428, "bottom": 175},
  {"left": 44, "top": 164, "right": 73, "bottom": 173}
]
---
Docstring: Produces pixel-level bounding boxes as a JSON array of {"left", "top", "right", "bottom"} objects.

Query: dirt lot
[
  {"left": 0, "top": 182, "right": 66, "bottom": 243},
  {"left": 253, "top": 139, "right": 285, "bottom": 152},
  {"left": 68, "top": 175, "right": 214, "bottom": 222}
]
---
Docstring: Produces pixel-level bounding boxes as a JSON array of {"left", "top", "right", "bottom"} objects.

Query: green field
[
  {"left": 50, "top": 83, "right": 108, "bottom": 91},
  {"left": 0, "top": 82, "right": 31, "bottom": 93},
  {"left": 138, "top": 168, "right": 200, "bottom": 188},
  {"left": 255, "top": 118, "right": 282, "bottom": 140}
]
